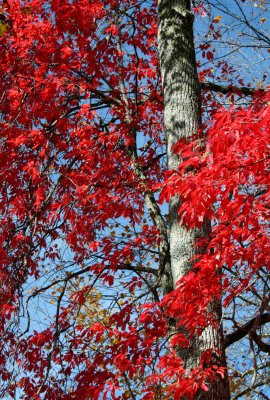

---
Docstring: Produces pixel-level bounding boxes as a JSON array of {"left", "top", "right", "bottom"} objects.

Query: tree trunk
[{"left": 157, "top": 1, "right": 231, "bottom": 398}]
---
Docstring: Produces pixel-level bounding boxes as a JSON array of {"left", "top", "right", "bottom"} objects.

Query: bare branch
[
  {"left": 225, "top": 313, "right": 270, "bottom": 348},
  {"left": 251, "top": 331, "right": 270, "bottom": 354},
  {"left": 201, "top": 81, "right": 266, "bottom": 96}
]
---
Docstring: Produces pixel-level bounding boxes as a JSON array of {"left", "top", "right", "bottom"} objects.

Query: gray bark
[{"left": 158, "top": 1, "right": 231, "bottom": 398}]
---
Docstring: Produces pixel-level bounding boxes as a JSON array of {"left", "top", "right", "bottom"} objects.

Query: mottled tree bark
[{"left": 157, "top": 1, "right": 230, "bottom": 398}]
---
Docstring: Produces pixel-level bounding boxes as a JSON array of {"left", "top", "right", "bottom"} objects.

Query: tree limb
[
  {"left": 225, "top": 313, "right": 270, "bottom": 348},
  {"left": 251, "top": 331, "right": 270, "bottom": 353},
  {"left": 201, "top": 81, "right": 265, "bottom": 96}
]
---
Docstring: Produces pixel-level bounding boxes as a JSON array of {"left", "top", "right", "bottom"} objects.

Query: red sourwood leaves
[
  {"left": 160, "top": 91, "right": 270, "bottom": 335},
  {"left": 0, "top": 0, "right": 269, "bottom": 399}
]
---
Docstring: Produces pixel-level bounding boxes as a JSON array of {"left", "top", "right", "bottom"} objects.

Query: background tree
[{"left": 0, "top": 0, "right": 269, "bottom": 399}]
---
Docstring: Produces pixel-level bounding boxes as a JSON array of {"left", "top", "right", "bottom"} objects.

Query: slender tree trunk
[{"left": 157, "top": 1, "right": 231, "bottom": 398}]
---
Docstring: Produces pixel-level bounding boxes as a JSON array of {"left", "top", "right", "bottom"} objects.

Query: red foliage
[
  {"left": 0, "top": 0, "right": 268, "bottom": 399},
  {"left": 161, "top": 91, "right": 270, "bottom": 335}
]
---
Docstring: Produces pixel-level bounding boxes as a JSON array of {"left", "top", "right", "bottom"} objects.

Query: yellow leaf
[
  {"left": 213, "top": 15, "right": 222, "bottom": 23},
  {"left": 260, "top": 17, "right": 266, "bottom": 23},
  {"left": 0, "top": 22, "right": 7, "bottom": 37},
  {"left": 21, "top": 6, "right": 32, "bottom": 15}
]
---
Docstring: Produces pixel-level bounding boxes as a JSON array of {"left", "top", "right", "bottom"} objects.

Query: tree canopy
[{"left": 0, "top": 0, "right": 269, "bottom": 399}]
